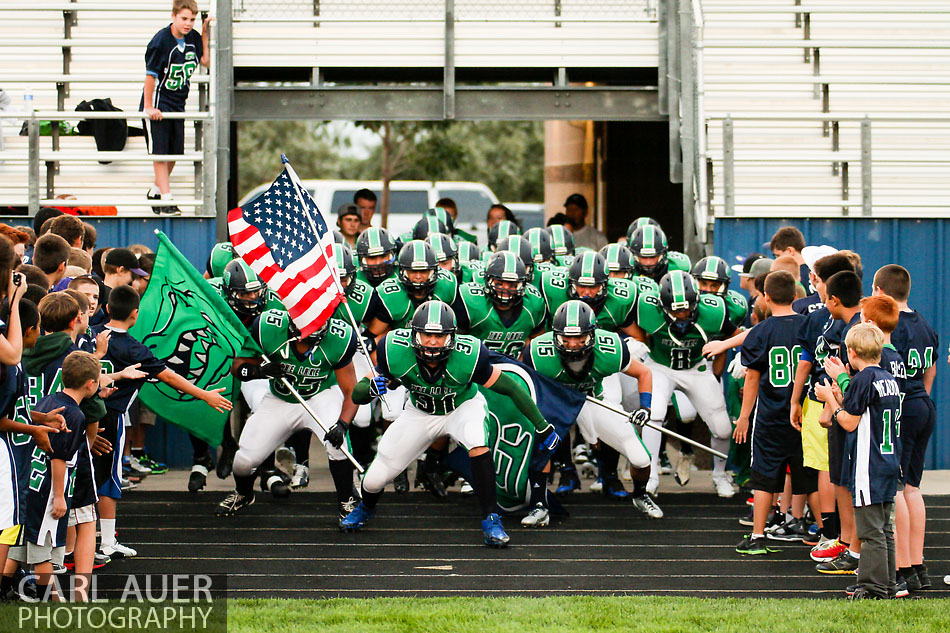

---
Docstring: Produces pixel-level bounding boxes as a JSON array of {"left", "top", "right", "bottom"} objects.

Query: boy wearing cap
[
  {"left": 562, "top": 194, "right": 607, "bottom": 251},
  {"left": 92, "top": 248, "right": 149, "bottom": 327},
  {"left": 336, "top": 203, "right": 361, "bottom": 248},
  {"left": 794, "top": 245, "right": 839, "bottom": 315}
]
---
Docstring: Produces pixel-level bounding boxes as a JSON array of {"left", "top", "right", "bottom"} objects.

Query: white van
[{"left": 238, "top": 179, "right": 501, "bottom": 244}]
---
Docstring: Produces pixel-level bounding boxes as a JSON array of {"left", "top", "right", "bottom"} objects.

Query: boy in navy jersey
[
  {"left": 141, "top": 0, "right": 212, "bottom": 215},
  {"left": 734, "top": 272, "right": 821, "bottom": 555},
  {"left": 872, "top": 264, "right": 938, "bottom": 590},
  {"left": 817, "top": 324, "right": 901, "bottom": 599},
  {"left": 8, "top": 351, "right": 100, "bottom": 601},
  {"left": 91, "top": 286, "right": 230, "bottom": 560}
]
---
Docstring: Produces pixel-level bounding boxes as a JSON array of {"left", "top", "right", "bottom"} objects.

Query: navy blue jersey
[
  {"left": 742, "top": 314, "right": 806, "bottom": 426},
  {"left": 891, "top": 310, "right": 938, "bottom": 403},
  {"left": 837, "top": 311, "right": 863, "bottom": 366},
  {"left": 0, "top": 364, "right": 35, "bottom": 527},
  {"left": 23, "top": 392, "right": 87, "bottom": 546},
  {"left": 792, "top": 294, "right": 822, "bottom": 315},
  {"left": 798, "top": 307, "right": 843, "bottom": 401},
  {"left": 800, "top": 264, "right": 816, "bottom": 295},
  {"left": 880, "top": 344, "right": 907, "bottom": 397},
  {"left": 840, "top": 365, "right": 902, "bottom": 506},
  {"left": 142, "top": 25, "right": 204, "bottom": 112},
  {"left": 90, "top": 326, "right": 166, "bottom": 412}
]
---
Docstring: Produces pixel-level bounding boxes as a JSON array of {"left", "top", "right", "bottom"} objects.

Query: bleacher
[
  {"left": 0, "top": 2, "right": 212, "bottom": 215},
  {"left": 700, "top": 0, "right": 950, "bottom": 219}
]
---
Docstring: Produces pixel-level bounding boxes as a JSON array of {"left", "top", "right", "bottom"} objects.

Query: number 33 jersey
[
  {"left": 453, "top": 282, "right": 546, "bottom": 358},
  {"left": 376, "top": 330, "right": 493, "bottom": 415},
  {"left": 254, "top": 310, "right": 358, "bottom": 403},
  {"left": 637, "top": 292, "right": 737, "bottom": 370}
]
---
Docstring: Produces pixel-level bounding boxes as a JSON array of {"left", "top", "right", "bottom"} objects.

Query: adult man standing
[{"left": 562, "top": 194, "right": 608, "bottom": 251}]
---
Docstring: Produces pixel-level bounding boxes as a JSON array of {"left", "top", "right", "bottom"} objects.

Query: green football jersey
[
  {"left": 208, "top": 277, "right": 281, "bottom": 355},
  {"left": 667, "top": 251, "right": 692, "bottom": 273},
  {"left": 461, "top": 259, "right": 485, "bottom": 284},
  {"left": 379, "top": 329, "right": 489, "bottom": 415},
  {"left": 539, "top": 270, "right": 639, "bottom": 331},
  {"left": 527, "top": 329, "right": 629, "bottom": 398},
  {"left": 373, "top": 268, "right": 458, "bottom": 330},
  {"left": 254, "top": 310, "right": 358, "bottom": 403},
  {"left": 637, "top": 293, "right": 735, "bottom": 370},
  {"left": 554, "top": 254, "right": 574, "bottom": 268},
  {"left": 334, "top": 277, "right": 375, "bottom": 324},
  {"left": 724, "top": 289, "right": 749, "bottom": 327},
  {"left": 456, "top": 282, "right": 546, "bottom": 357},
  {"left": 355, "top": 268, "right": 396, "bottom": 288}
]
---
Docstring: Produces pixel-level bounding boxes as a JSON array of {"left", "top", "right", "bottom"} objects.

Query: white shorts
[
  {"left": 644, "top": 357, "right": 731, "bottom": 440},
  {"left": 0, "top": 436, "right": 16, "bottom": 531},
  {"left": 362, "top": 392, "right": 490, "bottom": 494},
  {"left": 67, "top": 504, "right": 97, "bottom": 527},
  {"left": 232, "top": 387, "right": 347, "bottom": 477}
]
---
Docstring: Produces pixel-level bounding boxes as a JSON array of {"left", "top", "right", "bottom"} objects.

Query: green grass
[
  {"left": 228, "top": 596, "right": 950, "bottom": 633},
  {"left": 3, "top": 596, "right": 949, "bottom": 632}
]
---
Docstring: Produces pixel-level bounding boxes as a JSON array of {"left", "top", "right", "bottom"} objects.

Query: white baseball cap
[{"left": 801, "top": 245, "right": 838, "bottom": 272}]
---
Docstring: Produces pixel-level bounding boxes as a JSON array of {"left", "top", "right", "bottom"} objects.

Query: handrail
[
  {"left": 0, "top": 111, "right": 210, "bottom": 120},
  {"left": 703, "top": 6, "right": 950, "bottom": 14},
  {"left": 0, "top": 3, "right": 211, "bottom": 10},
  {"left": 0, "top": 75, "right": 210, "bottom": 84},
  {"left": 0, "top": 199, "right": 203, "bottom": 207},
  {"left": 232, "top": 16, "right": 657, "bottom": 24},
  {"left": 706, "top": 114, "right": 950, "bottom": 122},
  {"left": 703, "top": 75, "right": 950, "bottom": 85},
  {"left": 704, "top": 39, "right": 950, "bottom": 49}
]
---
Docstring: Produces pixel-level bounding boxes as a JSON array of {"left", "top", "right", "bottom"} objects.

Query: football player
[
  {"left": 340, "top": 301, "right": 560, "bottom": 547},
  {"left": 628, "top": 225, "right": 691, "bottom": 283},
  {"left": 523, "top": 300, "right": 661, "bottom": 521},
  {"left": 355, "top": 227, "right": 398, "bottom": 288},
  {"left": 425, "top": 233, "right": 461, "bottom": 281},
  {"left": 546, "top": 224, "right": 575, "bottom": 267},
  {"left": 218, "top": 310, "right": 361, "bottom": 522}
]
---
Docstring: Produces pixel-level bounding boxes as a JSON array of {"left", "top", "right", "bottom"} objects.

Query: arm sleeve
[
  {"left": 374, "top": 336, "right": 391, "bottom": 378},
  {"left": 720, "top": 315, "right": 738, "bottom": 338},
  {"left": 470, "top": 343, "right": 493, "bottom": 385},
  {"left": 144, "top": 35, "right": 164, "bottom": 77},
  {"left": 352, "top": 378, "right": 373, "bottom": 405},
  {"left": 487, "top": 371, "right": 548, "bottom": 432},
  {"left": 128, "top": 339, "right": 167, "bottom": 377},
  {"left": 836, "top": 373, "right": 852, "bottom": 393},
  {"left": 618, "top": 340, "right": 632, "bottom": 373}
]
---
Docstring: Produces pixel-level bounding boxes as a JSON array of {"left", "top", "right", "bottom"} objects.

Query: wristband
[
  {"left": 639, "top": 392, "right": 652, "bottom": 410},
  {"left": 832, "top": 407, "right": 844, "bottom": 424}
]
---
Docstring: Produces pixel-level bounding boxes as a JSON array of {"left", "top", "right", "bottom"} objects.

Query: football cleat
[
  {"left": 459, "top": 479, "right": 475, "bottom": 495},
  {"left": 632, "top": 494, "right": 664, "bottom": 519},
  {"left": 340, "top": 502, "right": 375, "bottom": 532},
  {"left": 481, "top": 513, "right": 510, "bottom": 548},
  {"left": 100, "top": 542, "right": 137, "bottom": 559},
  {"left": 589, "top": 477, "right": 603, "bottom": 493},
  {"left": 816, "top": 550, "right": 859, "bottom": 575},
  {"left": 414, "top": 460, "right": 448, "bottom": 498},
  {"left": 136, "top": 453, "right": 167, "bottom": 474},
  {"left": 261, "top": 470, "right": 292, "bottom": 499},
  {"left": 393, "top": 469, "right": 410, "bottom": 494},
  {"left": 275, "top": 446, "right": 296, "bottom": 475},
  {"left": 736, "top": 535, "right": 778, "bottom": 555},
  {"left": 712, "top": 473, "right": 736, "bottom": 498},
  {"left": 645, "top": 478, "right": 659, "bottom": 497},
  {"left": 521, "top": 503, "right": 551, "bottom": 528},
  {"left": 810, "top": 537, "right": 846, "bottom": 563},
  {"left": 555, "top": 468, "right": 581, "bottom": 495},
  {"left": 291, "top": 464, "right": 310, "bottom": 489},
  {"left": 338, "top": 496, "right": 360, "bottom": 524},
  {"left": 573, "top": 444, "right": 590, "bottom": 464},
  {"left": 602, "top": 477, "right": 631, "bottom": 500},
  {"left": 216, "top": 491, "right": 256, "bottom": 517},
  {"left": 578, "top": 461, "right": 597, "bottom": 480},
  {"left": 188, "top": 454, "right": 214, "bottom": 493},
  {"left": 674, "top": 453, "right": 693, "bottom": 486}
]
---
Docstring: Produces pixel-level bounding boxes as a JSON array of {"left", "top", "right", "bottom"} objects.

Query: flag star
[{"left": 264, "top": 228, "right": 273, "bottom": 236}]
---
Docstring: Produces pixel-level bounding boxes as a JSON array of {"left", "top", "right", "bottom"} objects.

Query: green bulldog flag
[{"left": 130, "top": 231, "right": 255, "bottom": 446}]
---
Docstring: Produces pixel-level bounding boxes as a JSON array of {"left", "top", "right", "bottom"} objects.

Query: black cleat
[
  {"left": 188, "top": 453, "right": 214, "bottom": 492},
  {"left": 216, "top": 491, "right": 255, "bottom": 516},
  {"left": 261, "top": 470, "right": 292, "bottom": 499},
  {"left": 393, "top": 468, "right": 410, "bottom": 494},
  {"left": 414, "top": 459, "right": 448, "bottom": 498}
]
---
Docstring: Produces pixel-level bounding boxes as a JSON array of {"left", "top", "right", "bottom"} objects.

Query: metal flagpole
[
  {"left": 279, "top": 154, "right": 393, "bottom": 413},
  {"left": 584, "top": 396, "right": 728, "bottom": 460},
  {"left": 277, "top": 374, "right": 364, "bottom": 474}
]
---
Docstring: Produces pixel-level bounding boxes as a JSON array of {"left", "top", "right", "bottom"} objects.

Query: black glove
[
  {"left": 237, "top": 361, "right": 285, "bottom": 382},
  {"left": 325, "top": 421, "right": 347, "bottom": 449},
  {"left": 361, "top": 333, "right": 377, "bottom": 354},
  {"left": 628, "top": 408, "right": 650, "bottom": 427},
  {"left": 536, "top": 425, "right": 560, "bottom": 453}
]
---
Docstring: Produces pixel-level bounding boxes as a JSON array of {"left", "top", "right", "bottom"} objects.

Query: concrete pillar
[{"left": 544, "top": 120, "right": 596, "bottom": 225}]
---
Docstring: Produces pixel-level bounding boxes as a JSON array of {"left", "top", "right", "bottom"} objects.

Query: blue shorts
[{"left": 94, "top": 409, "right": 126, "bottom": 500}]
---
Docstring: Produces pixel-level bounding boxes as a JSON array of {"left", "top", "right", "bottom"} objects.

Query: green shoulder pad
[
  {"left": 725, "top": 289, "right": 748, "bottom": 327},
  {"left": 696, "top": 294, "right": 730, "bottom": 334},
  {"left": 433, "top": 268, "right": 459, "bottom": 304},
  {"left": 635, "top": 291, "right": 666, "bottom": 335},
  {"left": 256, "top": 309, "right": 291, "bottom": 357},
  {"left": 667, "top": 251, "right": 692, "bottom": 273}
]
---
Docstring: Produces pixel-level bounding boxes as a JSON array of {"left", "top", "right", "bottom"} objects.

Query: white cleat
[
  {"left": 290, "top": 463, "right": 310, "bottom": 489},
  {"left": 674, "top": 453, "right": 693, "bottom": 486},
  {"left": 645, "top": 478, "right": 659, "bottom": 497},
  {"left": 520, "top": 503, "right": 551, "bottom": 528},
  {"left": 712, "top": 473, "right": 736, "bottom": 498},
  {"left": 633, "top": 494, "right": 664, "bottom": 519}
]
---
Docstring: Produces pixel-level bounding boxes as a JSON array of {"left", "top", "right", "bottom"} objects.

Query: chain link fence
[{"left": 234, "top": 0, "right": 656, "bottom": 21}]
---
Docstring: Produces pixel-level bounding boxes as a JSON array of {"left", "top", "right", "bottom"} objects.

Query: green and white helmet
[
  {"left": 208, "top": 242, "right": 236, "bottom": 278},
  {"left": 568, "top": 251, "right": 609, "bottom": 311},
  {"left": 494, "top": 235, "right": 535, "bottom": 282},
  {"left": 546, "top": 224, "right": 575, "bottom": 257},
  {"left": 625, "top": 217, "right": 662, "bottom": 243},
  {"left": 551, "top": 300, "right": 598, "bottom": 369},
  {"left": 659, "top": 270, "right": 699, "bottom": 327},
  {"left": 488, "top": 220, "right": 521, "bottom": 251},
  {"left": 524, "top": 227, "right": 554, "bottom": 263},
  {"left": 629, "top": 225, "right": 669, "bottom": 277},
  {"left": 427, "top": 207, "right": 456, "bottom": 234},
  {"left": 413, "top": 215, "right": 449, "bottom": 241},
  {"left": 397, "top": 239, "right": 439, "bottom": 299},
  {"left": 484, "top": 250, "right": 527, "bottom": 309},
  {"left": 456, "top": 240, "right": 482, "bottom": 265},
  {"left": 334, "top": 244, "right": 358, "bottom": 294},
  {"left": 690, "top": 255, "right": 731, "bottom": 295},
  {"left": 599, "top": 243, "right": 635, "bottom": 279},
  {"left": 410, "top": 300, "right": 457, "bottom": 366},
  {"left": 223, "top": 259, "right": 265, "bottom": 318},
  {"left": 356, "top": 227, "right": 397, "bottom": 285},
  {"left": 425, "top": 232, "right": 460, "bottom": 279}
]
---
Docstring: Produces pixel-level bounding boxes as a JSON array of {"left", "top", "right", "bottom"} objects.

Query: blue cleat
[
  {"left": 340, "top": 502, "right": 375, "bottom": 532},
  {"left": 602, "top": 477, "right": 631, "bottom": 500},
  {"left": 481, "top": 513, "right": 510, "bottom": 548},
  {"left": 555, "top": 467, "right": 581, "bottom": 495}
]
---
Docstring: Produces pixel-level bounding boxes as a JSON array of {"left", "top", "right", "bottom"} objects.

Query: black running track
[{"left": 113, "top": 491, "right": 950, "bottom": 599}]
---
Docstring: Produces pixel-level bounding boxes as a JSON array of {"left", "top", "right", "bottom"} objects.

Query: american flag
[{"left": 227, "top": 160, "right": 342, "bottom": 338}]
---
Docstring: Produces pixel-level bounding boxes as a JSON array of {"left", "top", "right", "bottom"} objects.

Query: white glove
[
  {"left": 624, "top": 338, "right": 650, "bottom": 363},
  {"left": 728, "top": 355, "right": 746, "bottom": 381}
]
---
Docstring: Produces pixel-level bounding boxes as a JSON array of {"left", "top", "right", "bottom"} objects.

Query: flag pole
[
  {"left": 584, "top": 396, "right": 728, "bottom": 460},
  {"left": 280, "top": 154, "right": 394, "bottom": 414}
]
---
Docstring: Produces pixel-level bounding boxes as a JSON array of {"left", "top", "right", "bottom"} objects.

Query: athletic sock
[
  {"left": 189, "top": 435, "right": 211, "bottom": 462},
  {"left": 552, "top": 434, "right": 572, "bottom": 471},
  {"left": 821, "top": 512, "right": 838, "bottom": 539},
  {"left": 234, "top": 473, "right": 256, "bottom": 497},
  {"left": 913, "top": 563, "right": 928, "bottom": 574},
  {"left": 598, "top": 445, "right": 620, "bottom": 479},
  {"left": 131, "top": 447, "right": 144, "bottom": 458},
  {"left": 899, "top": 566, "right": 914, "bottom": 579},
  {"left": 469, "top": 452, "right": 498, "bottom": 517},
  {"left": 751, "top": 533, "right": 765, "bottom": 540},
  {"left": 160, "top": 192, "right": 174, "bottom": 201},
  {"left": 849, "top": 549, "right": 860, "bottom": 559},
  {"left": 360, "top": 485, "right": 383, "bottom": 511},
  {"left": 99, "top": 518, "right": 117, "bottom": 550},
  {"left": 632, "top": 478, "right": 648, "bottom": 497},
  {"left": 0, "top": 574, "right": 13, "bottom": 595},
  {"left": 259, "top": 452, "right": 276, "bottom": 472},
  {"left": 34, "top": 582, "right": 51, "bottom": 602},
  {"left": 528, "top": 470, "right": 547, "bottom": 507},
  {"left": 348, "top": 425, "right": 376, "bottom": 466},
  {"left": 327, "top": 459, "right": 355, "bottom": 504}
]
